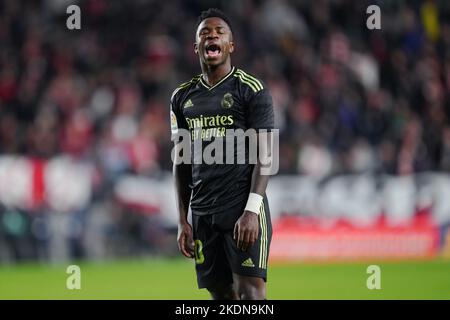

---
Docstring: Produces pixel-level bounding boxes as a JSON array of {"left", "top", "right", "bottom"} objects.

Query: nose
[{"left": 206, "top": 30, "right": 219, "bottom": 39}]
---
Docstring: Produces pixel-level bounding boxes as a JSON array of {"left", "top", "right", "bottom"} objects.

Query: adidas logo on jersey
[
  {"left": 241, "top": 258, "right": 255, "bottom": 267},
  {"left": 184, "top": 99, "right": 194, "bottom": 108}
]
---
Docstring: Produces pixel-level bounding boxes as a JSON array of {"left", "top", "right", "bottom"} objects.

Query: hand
[
  {"left": 234, "top": 211, "right": 259, "bottom": 251},
  {"left": 177, "top": 222, "right": 194, "bottom": 258}
]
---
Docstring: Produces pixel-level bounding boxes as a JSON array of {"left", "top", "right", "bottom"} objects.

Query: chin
[{"left": 203, "top": 58, "right": 225, "bottom": 67}]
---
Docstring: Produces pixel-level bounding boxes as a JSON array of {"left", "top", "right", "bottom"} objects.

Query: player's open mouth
[{"left": 205, "top": 44, "right": 221, "bottom": 58}]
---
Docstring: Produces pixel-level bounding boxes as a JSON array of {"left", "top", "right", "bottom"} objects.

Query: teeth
[
  {"left": 207, "top": 50, "right": 220, "bottom": 57},
  {"left": 205, "top": 44, "right": 220, "bottom": 57}
]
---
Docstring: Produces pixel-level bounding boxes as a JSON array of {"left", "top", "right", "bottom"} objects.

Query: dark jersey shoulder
[
  {"left": 233, "top": 68, "right": 274, "bottom": 130},
  {"left": 170, "top": 74, "right": 202, "bottom": 139},
  {"left": 170, "top": 74, "right": 202, "bottom": 114}
]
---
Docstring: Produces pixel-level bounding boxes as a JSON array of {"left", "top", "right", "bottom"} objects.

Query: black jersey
[{"left": 170, "top": 67, "right": 274, "bottom": 215}]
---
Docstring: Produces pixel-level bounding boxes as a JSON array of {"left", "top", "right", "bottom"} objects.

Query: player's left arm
[
  {"left": 234, "top": 132, "right": 272, "bottom": 251},
  {"left": 234, "top": 87, "right": 274, "bottom": 252}
]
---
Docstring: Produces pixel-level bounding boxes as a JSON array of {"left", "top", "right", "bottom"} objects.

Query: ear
[
  {"left": 194, "top": 42, "right": 199, "bottom": 55},
  {"left": 229, "top": 41, "right": 234, "bottom": 54}
]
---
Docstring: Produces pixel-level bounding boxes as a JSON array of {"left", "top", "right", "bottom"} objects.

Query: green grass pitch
[{"left": 0, "top": 258, "right": 449, "bottom": 299}]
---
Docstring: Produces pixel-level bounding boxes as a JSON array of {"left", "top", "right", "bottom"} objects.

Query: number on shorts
[{"left": 194, "top": 240, "right": 204, "bottom": 264}]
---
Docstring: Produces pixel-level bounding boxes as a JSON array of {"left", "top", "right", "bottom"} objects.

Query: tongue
[{"left": 207, "top": 50, "right": 220, "bottom": 57}]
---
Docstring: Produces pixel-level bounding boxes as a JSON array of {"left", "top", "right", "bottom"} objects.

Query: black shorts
[{"left": 191, "top": 196, "right": 272, "bottom": 290}]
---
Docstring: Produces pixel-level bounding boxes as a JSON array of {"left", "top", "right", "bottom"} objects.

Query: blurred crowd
[
  {"left": 1, "top": 0, "right": 450, "bottom": 261},
  {"left": 1, "top": 0, "right": 450, "bottom": 176}
]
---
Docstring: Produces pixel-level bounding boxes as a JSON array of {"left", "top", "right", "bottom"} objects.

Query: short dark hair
[{"left": 196, "top": 8, "right": 232, "bottom": 32}]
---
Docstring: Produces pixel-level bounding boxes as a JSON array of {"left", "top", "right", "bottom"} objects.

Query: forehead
[{"left": 196, "top": 17, "right": 230, "bottom": 33}]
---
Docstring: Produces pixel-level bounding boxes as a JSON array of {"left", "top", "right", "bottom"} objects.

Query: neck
[{"left": 201, "top": 62, "right": 232, "bottom": 86}]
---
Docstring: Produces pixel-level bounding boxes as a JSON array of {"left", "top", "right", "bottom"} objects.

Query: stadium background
[{"left": 0, "top": 0, "right": 449, "bottom": 299}]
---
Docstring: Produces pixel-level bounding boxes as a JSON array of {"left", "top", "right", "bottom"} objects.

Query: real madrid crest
[{"left": 221, "top": 93, "right": 234, "bottom": 109}]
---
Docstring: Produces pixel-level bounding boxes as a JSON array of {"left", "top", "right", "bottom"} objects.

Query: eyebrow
[{"left": 199, "top": 25, "right": 227, "bottom": 33}]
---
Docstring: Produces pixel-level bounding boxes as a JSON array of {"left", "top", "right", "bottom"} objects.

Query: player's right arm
[
  {"left": 170, "top": 89, "right": 194, "bottom": 259},
  {"left": 173, "top": 148, "right": 194, "bottom": 258}
]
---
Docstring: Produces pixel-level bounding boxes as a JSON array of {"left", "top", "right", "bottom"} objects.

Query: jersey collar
[{"left": 200, "top": 66, "right": 235, "bottom": 91}]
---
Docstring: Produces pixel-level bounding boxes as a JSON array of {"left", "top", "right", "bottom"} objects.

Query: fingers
[
  {"left": 178, "top": 227, "right": 194, "bottom": 258},
  {"left": 248, "top": 230, "right": 257, "bottom": 250},
  {"left": 233, "top": 213, "right": 259, "bottom": 251},
  {"left": 178, "top": 233, "right": 190, "bottom": 258},
  {"left": 250, "top": 227, "right": 258, "bottom": 249},
  {"left": 237, "top": 225, "right": 243, "bottom": 250},
  {"left": 186, "top": 233, "right": 195, "bottom": 257},
  {"left": 235, "top": 219, "right": 259, "bottom": 251},
  {"left": 237, "top": 227, "right": 255, "bottom": 251},
  {"left": 242, "top": 229, "right": 259, "bottom": 251},
  {"left": 241, "top": 229, "right": 251, "bottom": 251}
]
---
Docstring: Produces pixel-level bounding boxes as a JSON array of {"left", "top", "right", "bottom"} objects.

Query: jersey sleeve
[
  {"left": 170, "top": 90, "right": 188, "bottom": 142},
  {"left": 246, "top": 88, "right": 274, "bottom": 131}
]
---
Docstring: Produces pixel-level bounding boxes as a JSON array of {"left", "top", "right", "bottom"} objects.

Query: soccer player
[{"left": 170, "top": 8, "right": 274, "bottom": 300}]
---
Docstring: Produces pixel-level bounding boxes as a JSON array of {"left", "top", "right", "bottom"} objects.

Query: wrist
[
  {"left": 244, "top": 193, "right": 263, "bottom": 215},
  {"left": 243, "top": 210, "right": 258, "bottom": 217}
]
